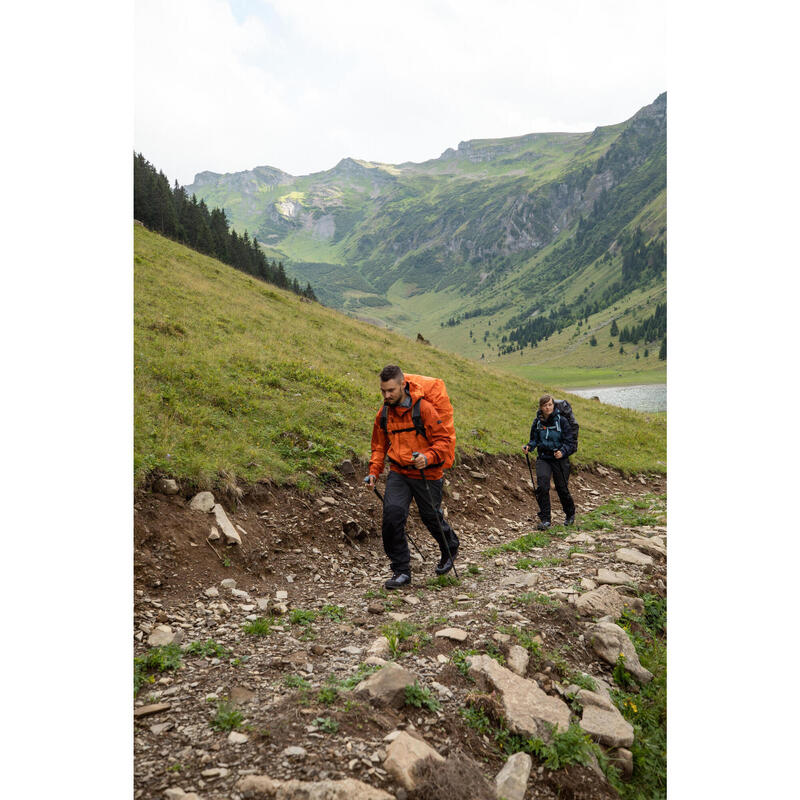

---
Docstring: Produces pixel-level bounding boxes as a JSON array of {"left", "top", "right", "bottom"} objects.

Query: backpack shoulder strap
[
  {"left": 411, "top": 398, "right": 427, "bottom": 438},
  {"left": 380, "top": 404, "right": 388, "bottom": 433}
]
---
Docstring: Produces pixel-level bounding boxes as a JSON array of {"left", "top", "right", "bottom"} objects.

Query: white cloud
[{"left": 136, "top": 0, "right": 666, "bottom": 185}]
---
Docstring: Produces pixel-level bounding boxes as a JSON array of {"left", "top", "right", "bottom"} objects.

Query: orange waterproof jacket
[{"left": 368, "top": 378, "right": 453, "bottom": 481}]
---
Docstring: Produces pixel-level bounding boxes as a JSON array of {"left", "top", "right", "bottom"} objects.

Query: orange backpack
[{"left": 379, "top": 374, "right": 456, "bottom": 469}]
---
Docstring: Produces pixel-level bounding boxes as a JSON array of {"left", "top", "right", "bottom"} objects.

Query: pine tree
[
  {"left": 590, "top": 335, "right": 597, "bottom": 346},
  {"left": 659, "top": 337, "right": 666, "bottom": 360},
  {"left": 610, "top": 319, "right": 619, "bottom": 336}
]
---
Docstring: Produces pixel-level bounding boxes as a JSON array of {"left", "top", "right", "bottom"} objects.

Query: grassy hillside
[{"left": 134, "top": 226, "right": 665, "bottom": 488}]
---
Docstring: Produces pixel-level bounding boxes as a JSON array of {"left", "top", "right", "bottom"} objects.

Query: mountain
[{"left": 185, "top": 94, "right": 666, "bottom": 382}]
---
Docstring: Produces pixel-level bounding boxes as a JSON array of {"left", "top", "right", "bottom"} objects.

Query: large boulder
[
  {"left": 467, "top": 654, "right": 570, "bottom": 741},
  {"left": 189, "top": 491, "right": 215, "bottom": 512},
  {"left": 575, "top": 585, "right": 627, "bottom": 619},
  {"left": 577, "top": 689, "right": 634, "bottom": 747},
  {"left": 494, "top": 752, "right": 532, "bottom": 800},
  {"left": 383, "top": 731, "right": 444, "bottom": 791},
  {"left": 585, "top": 621, "right": 653, "bottom": 684}
]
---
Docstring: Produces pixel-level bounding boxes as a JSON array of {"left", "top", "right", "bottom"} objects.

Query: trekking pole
[
  {"left": 524, "top": 450, "right": 537, "bottom": 494},
  {"left": 413, "top": 454, "right": 459, "bottom": 579},
  {"left": 371, "top": 484, "right": 426, "bottom": 562}
]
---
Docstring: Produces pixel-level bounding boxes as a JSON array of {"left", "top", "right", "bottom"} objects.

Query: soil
[{"left": 134, "top": 454, "right": 666, "bottom": 799}]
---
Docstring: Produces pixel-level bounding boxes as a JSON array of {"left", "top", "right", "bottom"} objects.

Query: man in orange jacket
[{"left": 364, "top": 365, "right": 460, "bottom": 589}]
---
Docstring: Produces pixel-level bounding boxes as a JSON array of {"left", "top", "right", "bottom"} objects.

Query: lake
[{"left": 567, "top": 383, "right": 666, "bottom": 412}]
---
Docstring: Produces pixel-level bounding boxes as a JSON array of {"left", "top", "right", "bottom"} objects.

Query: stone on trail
[
  {"left": 467, "top": 654, "right": 570, "bottom": 740},
  {"left": 630, "top": 536, "right": 667, "bottom": 558},
  {"left": 282, "top": 745, "right": 307, "bottom": 758},
  {"left": 155, "top": 478, "right": 179, "bottom": 495},
  {"left": 165, "top": 788, "right": 202, "bottom": 800},
  {"left": 434, "top": 627, "right": 468, "bottom": 642},
  {"left": 212, "top": 503, "right": 242, "bottom": 545},
  {"left": 367, "top": 602, "right": 384, "bottom": 615},
  {"left": 577, "top": 689, "right": 634, "bottom": 747},
  {"left": 506, "top": 644, "right": 530, "bottom": 677},
  {"left": 500, "top": 572, "right": 540, "bottom": 588},
  {"left": 367, "top": 636, "right": 391, "bottom": 658},
  {"left": 134, "top": 702, "right": 171, "bottom": 718},
  {"left": 596, "top": 568, "right": 636, "bottom": 586},
  {"left": 229, "top": 686, "right": 256, "bottom": 705},
  {"left": 204, "top": 586, "right": 219, "bottom": 598},
  {"left": 189, "top": 491, "right": 215, "bottom": 512},
  {"left": 575, "top": 585, "right": 628, "bottom": 620},
  {"left": 274, "top": 778, "right": 393, "bottom": 799},
  {"left": 147, "top": 625, "right": 182, "bottom": 647},
  {"left": 354, "top": 662, "right": 417, "bottom": 708},
  {"left": 581, "top": 577, "right": 598, "bottom": 591},
  {"left": 383, "top": 730, "right": 445, "bottom": 791},
  {"left": 615, "top": 547, "right": 653, "bottom": 566},
  {"left": 227, "top": 730, "right": 249, "bottom": 744},
  {"left": 207, "top": 526, "right": 220, "bottom": 541},
  {"left": 585, "top": 621, "right": 653, "bottom": 684},
  {"left": 220, "top": 578, "right": 236, "bottom": 589},
  {"left": 338, "top": 459, "right": 357, "bottom": 476},
  {"left": 275, "top": 590, "right": 288, "bottom": 601},
  {"left": 494, "top": 751, "right": 532, "bottom": 800}
]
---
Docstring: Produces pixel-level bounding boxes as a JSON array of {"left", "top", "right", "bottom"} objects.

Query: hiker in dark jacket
[{"left": 523, "top": 394, "right": 576, "bottom": 530}]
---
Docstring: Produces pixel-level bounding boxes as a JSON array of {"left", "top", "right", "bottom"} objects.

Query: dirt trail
[{"left": 134, "top": 454, "right": 666, "bottom": 799}]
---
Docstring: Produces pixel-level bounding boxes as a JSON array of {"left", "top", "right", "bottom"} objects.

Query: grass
[
  {"left": 575, "top": 493, "right": 666, "bottom": 532},
  {"left": 425, "top": 574, "right": 460, "bottom": 590},
  {"left": 405, "top": 682, "right": 441, "bottom": 712},
  {"left": 211, "top": 699, "right": 244, "bottom": 731},
  {"left": 312, "top": 716, "right": 339, "bottom": 734},
  {"left": 242, "top": 617, "right": 273, "bottom": 636},
  {"left": 484, "top": 530, "right": 551, "bottom": 555},
  {"left": 134, "top": 644, "right": 183, "bottom": 697},
  {"left": 186, "top": 639, "right": 232, "bottom": 659},
  {"left": 134, "top": 226, "right": 665, "bottom": 489},
  {"left": 289, "top": 608, "right": 318, "bottom": 626},
  {"left": 514, "top": 592, "right": 560, "bottom": 608}
]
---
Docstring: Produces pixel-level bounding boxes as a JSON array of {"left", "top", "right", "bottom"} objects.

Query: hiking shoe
[
  {"left": 384, "top": 573, "right": 411, "bottom": 590},
  {"left": 435, "top": 548, "right": 459, "bottom": 576},
  {"left": 565, "top": 515, "right": 575, "bottom": 526},
  {"left": 537, "top": 520, "right": 551, "bottom": 531}
]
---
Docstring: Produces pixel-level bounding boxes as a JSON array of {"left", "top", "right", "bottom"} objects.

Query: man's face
[
  {"left": 540, "top": 399, "right": 554, "bottom": 417},
  {"left": 381, "top": 378, "right": 405, "bottom": 406}
]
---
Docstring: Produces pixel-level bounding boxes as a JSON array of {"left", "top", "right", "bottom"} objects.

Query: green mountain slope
[
  {"left": 185, "top": 95, "right": 666, "bottom": 383},
  {"left": 134, "top": 226, "right": 665, "bottom": 487}
]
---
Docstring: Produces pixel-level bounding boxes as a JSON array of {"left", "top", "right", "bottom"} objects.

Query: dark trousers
[
  {"left": 535, "top": 457, "right": 575, "bottom": 522},
  {"left": 381, "top": 470, "right": 460, "bottom": 574}
]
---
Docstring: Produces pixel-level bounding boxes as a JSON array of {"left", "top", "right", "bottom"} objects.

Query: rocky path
[{"left": 134, "top": 456, "right": 666, "bottom": 800}]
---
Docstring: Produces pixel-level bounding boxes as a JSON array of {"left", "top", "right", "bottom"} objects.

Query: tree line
[{"left": 133, "top": 153, "right": 317, "bottom": 300}]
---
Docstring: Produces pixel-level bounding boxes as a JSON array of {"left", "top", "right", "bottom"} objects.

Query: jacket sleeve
[
  {"left": 420, "top": 400, "right": 453, "bottom": 467},
  {"left": 559, "top": 415, "right": 577, "bottom": 457},
  {"left": 368, "top": 410, "right": 388, "bottom": 477}
]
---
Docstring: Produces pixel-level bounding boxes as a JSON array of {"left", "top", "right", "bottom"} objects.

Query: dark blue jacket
[{"left": 527, "top": 409, "right": 577, "bottom": 460}]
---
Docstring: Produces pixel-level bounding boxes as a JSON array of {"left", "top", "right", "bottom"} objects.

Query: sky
[{"left": 136, "top": 0, "right": 666, "bottom": 185}]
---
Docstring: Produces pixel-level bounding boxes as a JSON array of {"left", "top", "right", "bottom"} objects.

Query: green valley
[{"left": 185, "top": 94, "right": 666, "bottom": 386}]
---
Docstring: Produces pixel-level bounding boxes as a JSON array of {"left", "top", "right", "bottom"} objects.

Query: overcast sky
[{"left": 135, "top": 0, "right": 666, "bottom": 186}]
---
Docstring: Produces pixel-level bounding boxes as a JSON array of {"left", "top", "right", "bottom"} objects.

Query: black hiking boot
[
  {"left": 564, "top": 515, "right": 575, "bottom": 526},
  {"left": 537, "top": 520, "right": 551, "bottom": 531},
  {"left": 435, "top": 547, "right": 459, "bottom": 576},
  {"left": 385, "top": 573, "right": 411, "bottom": 590}
]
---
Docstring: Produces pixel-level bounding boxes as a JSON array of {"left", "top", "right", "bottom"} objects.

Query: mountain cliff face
[{"left": 185, "top": 94, "right": 666, "bottom": 364}]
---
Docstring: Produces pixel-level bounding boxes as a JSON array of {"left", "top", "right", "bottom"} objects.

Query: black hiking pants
[
  {"left": 381, "top": 470, "right": 459, "bottom": 575},
  {"left": 535, "top": 457, "right": 575, "bottom": 523}
]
